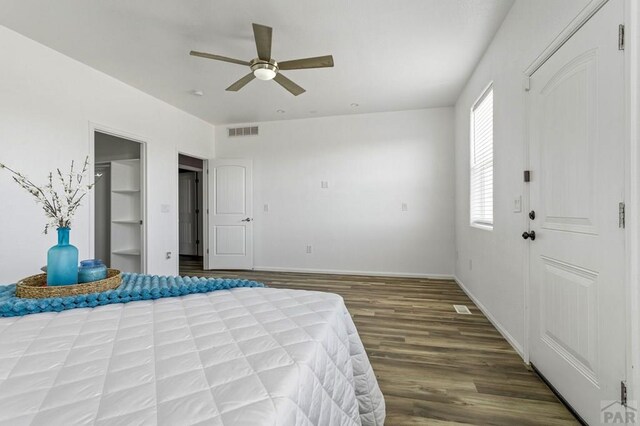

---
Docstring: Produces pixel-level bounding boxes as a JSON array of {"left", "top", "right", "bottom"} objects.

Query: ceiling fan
[{"left": 190, "top": 23, "right": 334, "bottom": 96}]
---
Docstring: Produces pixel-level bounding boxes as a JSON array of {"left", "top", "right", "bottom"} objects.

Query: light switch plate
[
  {"left": 513, "top": 196, "right": 522, "bottom": 213},
  {"left": 161, "top": 204, "right": 170, "bottom": 213}
]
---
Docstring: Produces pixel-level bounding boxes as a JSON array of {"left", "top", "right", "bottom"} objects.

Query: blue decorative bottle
[{"left": 47, "top": 227, "right": 79, "bottom": 286}]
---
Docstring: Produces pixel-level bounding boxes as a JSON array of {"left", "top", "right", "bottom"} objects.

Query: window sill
[{"left": 470, "top": 222, "right": 493, "bottom": 231}]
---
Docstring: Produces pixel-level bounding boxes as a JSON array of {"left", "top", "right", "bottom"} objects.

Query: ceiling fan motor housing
[{"left": 251, "top": 59, "right": 278, "bottom": 80}]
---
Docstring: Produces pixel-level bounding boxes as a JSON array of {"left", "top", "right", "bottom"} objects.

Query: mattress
[{"left": 0, "top": 287, "right": 385, "bottom": 425}]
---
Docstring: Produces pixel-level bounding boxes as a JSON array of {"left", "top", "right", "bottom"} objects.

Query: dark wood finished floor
[{"left": 180, "top": 257, "right": 578, "bottom": 425}]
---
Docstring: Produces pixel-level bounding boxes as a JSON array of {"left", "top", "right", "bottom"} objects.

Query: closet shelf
[
  {"left": 112, "top": 249, "right": 141, "bottom": 256},
  {"left": 109, "top": 158, "right": 142, "bottom": 273},
  {"left": 111, "top": 189, "right": 140, "bottom": 194}
]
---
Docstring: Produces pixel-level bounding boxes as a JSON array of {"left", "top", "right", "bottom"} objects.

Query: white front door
[
  {"left": 179, "top": 172, "right": 197, "bottom": 256},
  {"left": 207, "top": 159, "right": 253, "bottom": 270},
  {"left": 528, "top": 0, "right": 626, "bottom": 423}
]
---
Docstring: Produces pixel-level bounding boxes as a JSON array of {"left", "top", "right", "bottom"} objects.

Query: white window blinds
[{"left": 470, "top": 85, "right": 494, "bottom": 228}]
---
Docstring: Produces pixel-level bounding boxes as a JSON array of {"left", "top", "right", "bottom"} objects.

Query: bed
[{"left": 0, "top": 287, "right": 385, "bottom": 425}]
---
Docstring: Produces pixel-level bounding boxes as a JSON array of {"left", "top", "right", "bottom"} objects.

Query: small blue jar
[{"left": 78, "top": 259, "right": 108, "bottom": 283}]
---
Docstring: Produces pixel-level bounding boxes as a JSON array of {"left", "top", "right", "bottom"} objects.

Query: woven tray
[{"left": 16, "top": 269, "right": 122, "bottom": 299}]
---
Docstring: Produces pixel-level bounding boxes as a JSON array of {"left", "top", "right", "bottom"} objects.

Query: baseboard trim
[
  {"left": 253, "top": 266, "right": 455, "bottom": 280},
  {"left": 454, "top": 275, "right": 525, "bottom": 358}
]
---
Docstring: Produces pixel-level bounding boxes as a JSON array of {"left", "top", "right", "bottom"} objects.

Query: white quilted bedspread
[{"left": 0, "top": 287, "right": 385, "bottom": 426}]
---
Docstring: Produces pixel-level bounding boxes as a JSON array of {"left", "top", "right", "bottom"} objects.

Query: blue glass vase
[
  {"left": 78, "top": 259, "right": 107, "bottom": 283},
  {"left": 47, "top": 227, "right": 79, "bottom": 286}
]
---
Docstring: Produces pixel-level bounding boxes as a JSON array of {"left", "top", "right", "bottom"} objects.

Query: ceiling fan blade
[
  {"left": 252, "top": 23, "right": 273, "bottom": 60},
  {"left": 273, "top": 73, "right": 305, "bottom": 96},
  {"left": 190, "top": 51, "right": 250, "bottom": 66},
  {"left": 278, "top": 55, "right": 334, "bottom": 70},
  {"left": 226, "top": 73, "right": 256, "bottom": 91}
]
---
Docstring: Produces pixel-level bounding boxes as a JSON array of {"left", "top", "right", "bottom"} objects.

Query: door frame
[
  {"left": 522, "top": 0, "right": 640, "bottom": 406},
  {"left": 176, "top": 151, "right": 209, "bottom": 271},
  {"left": 87, "top": 122, "right": 148, "bottom": 274}
]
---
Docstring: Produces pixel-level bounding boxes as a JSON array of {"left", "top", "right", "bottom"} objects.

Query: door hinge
[
  {"left": 206, "top": 248, "right": 209, "bottom": 254},
  {"left": 524, "top": 170, "right": 531, "bottom": 183},
  {"left": 621, "top": 381, "right": 628, "bottom": 407},
  {"left": 619, "top": 202, "right": 626, "bottom": 228},
  {"left": 196, "top": 239, "right": 200, "bottom": 245},
  {"left": 619, "top": 24, "right": 625, "bottom": 50}
]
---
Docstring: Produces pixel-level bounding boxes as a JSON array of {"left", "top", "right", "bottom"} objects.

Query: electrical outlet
[
  {"left": 264, "top": 204, "right": 269, "bottom": 212},
  {"left": 321, "top": 181, "right": 329, "bottom": 189},
  {"left": 401, "top": 202, "right": 408, "bottom": 212},
  {"left": 306, "top": 245, "right": 312, "bottom": 254}
]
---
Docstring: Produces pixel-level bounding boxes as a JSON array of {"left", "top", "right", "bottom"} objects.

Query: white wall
[
  {"left": 0, "top": 26, "right": 215, "bottom": 284},
  {"left": 215, "top": 108, "right": 455, "bottom": 277},
  {"left": 453, "top": 0, "right": 593, "bottom": 354}
]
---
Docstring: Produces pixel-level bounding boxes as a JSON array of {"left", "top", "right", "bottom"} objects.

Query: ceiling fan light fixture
[
  {"left": 251, "top": 60, "right": 278, "bottom": 81},
  {"left": 254, "top": 68, "right": 276, "bottom": 80}
]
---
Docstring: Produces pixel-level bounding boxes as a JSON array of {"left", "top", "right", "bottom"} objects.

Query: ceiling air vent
[{"left": 228, "top": 126, "right": 259, "bottom": 137}]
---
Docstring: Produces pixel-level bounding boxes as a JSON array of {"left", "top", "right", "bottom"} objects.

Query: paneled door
[
  {"left": 528, "top": 0, "right": 625, "bottom": 423},
  {"left": 179, "top": 172, "right": 198, "bottom": 256},
  {"left": 207, "top": 159, "right": 253, "bottom": 269}
]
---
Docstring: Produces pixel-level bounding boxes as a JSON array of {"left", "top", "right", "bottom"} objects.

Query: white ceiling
[{"left": 0, "top": 0, "right": 514, "bottom": 125}]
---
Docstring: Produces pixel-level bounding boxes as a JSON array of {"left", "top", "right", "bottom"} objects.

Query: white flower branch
[{"left": 1, "top": 156, "right": 100, "bottom": 234}]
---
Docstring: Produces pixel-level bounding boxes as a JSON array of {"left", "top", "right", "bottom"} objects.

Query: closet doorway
[
  {"left": 93, "top": 130, "right": 145, "bottom": 273},
  {"left": 178, "top": 154, "right": 204, "bottom": 271}
]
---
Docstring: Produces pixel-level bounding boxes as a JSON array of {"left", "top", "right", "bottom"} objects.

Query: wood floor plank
[{"left": 179, "top": 258, "right": 578, "bottom": 425}]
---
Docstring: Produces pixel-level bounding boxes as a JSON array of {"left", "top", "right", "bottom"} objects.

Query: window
[{"left": 470, "top": 84, "right": 493, "bottom": 229}]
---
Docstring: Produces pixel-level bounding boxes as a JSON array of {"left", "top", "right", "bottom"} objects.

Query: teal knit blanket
[{"left": 0, "top": 273, "right": 265, "bottom": 317}]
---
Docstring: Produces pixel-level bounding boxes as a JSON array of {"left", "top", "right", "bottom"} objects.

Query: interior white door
[
  {"left": 207, "top": 159, "right": 253, "bottom": 270},
  {"left": 179, "top": 172, "right": 197, "bottom": 256},
  {"left": 528, "top": 0, "right": 626, "bottom": 423}
]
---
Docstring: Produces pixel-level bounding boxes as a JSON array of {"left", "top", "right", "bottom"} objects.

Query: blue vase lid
[{"left": 80, "top": 259, "right": 105, "bottom": 268}]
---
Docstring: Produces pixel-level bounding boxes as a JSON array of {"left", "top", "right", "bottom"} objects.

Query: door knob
[
  {"left": 522, "top": 231, "right": 536, "bottom": 241},
  {"left": 241, "top": 217, "right": 253, "bottom": 222}
]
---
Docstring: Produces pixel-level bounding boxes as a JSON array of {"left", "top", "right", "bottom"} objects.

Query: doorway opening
[
  {"left": 93, "top": 131, "right": 145, "bottom": 273},
  {"left": 178, "top": 154, "right": 204, "bottom": 274}
]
